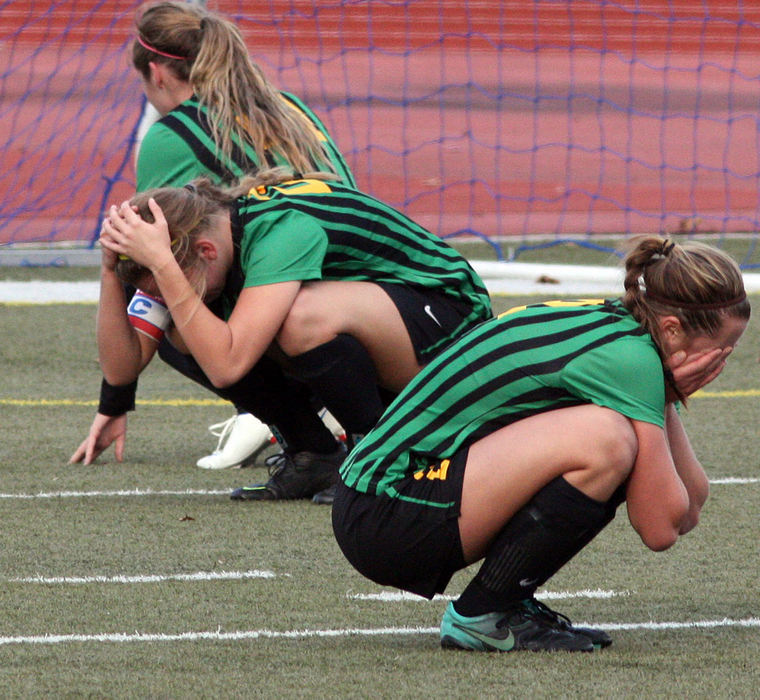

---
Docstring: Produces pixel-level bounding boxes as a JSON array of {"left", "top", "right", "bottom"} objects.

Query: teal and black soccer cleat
[
  {"left": 440, "top": 600, "right": 594, "bottom": 652},
  {"left": 522, "top": 597, "right": 613, "bottom": 649}
]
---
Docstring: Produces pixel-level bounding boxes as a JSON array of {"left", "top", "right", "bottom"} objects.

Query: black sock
[
  {"left": 454, "top": 476, "right": 620, "bottom": 617},
  {"left": 284, "top": 334, "right": 385, "bottom": 437},
  {"left": 157, "top": 342, "right": 337, "bottom": 454}
]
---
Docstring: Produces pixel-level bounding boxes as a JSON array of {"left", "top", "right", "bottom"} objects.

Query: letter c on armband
[{"left": 127, "top": 290, "right": 171, "bottom": 342}]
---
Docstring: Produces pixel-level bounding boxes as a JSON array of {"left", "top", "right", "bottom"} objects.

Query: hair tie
[
  {"left": 199, "top": 17, "right": 208, "bottom": 32},
  {"left": 136, "top": 35, "right": 187, "bottom": 61},
  {"left": 184, "top": 183, "right": 197, "bottom": 193},
  {"left": 660, "top": 240, "right": 676, "bottom": 256}
]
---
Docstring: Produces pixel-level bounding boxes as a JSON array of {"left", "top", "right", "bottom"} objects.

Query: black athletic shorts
[
  {"left": 376, "top": 283, "right": 477, "bottom": 364},
  {"left": 332, "top": 448, "right": 469, "bottom": 599}
]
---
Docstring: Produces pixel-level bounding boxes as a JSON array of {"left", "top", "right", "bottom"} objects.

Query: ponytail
[
  {"left": 622, "top": 235, "right": 749, "bottom": 352},
  {"left": 133, "top": 1, "right": 334, "bottom": 175}
]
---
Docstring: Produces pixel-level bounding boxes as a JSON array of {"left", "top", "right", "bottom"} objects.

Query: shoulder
[{"left": 136, "top": 123, "right": 198, "bottom": 190}]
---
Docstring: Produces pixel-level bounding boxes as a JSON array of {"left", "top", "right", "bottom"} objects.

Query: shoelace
[
  {"left": 264, "top": 452, "right": 291, "bottom": 476},
  {"left": 206, "top": 415, "right": 237, "bottom": 453},
  {"left": 523, "top": 598, "right": 574, "bottom": 629}
]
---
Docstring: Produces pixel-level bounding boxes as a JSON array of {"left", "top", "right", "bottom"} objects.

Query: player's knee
[{"left": 277, "top": 288, "right": 331, "bottom": 356}]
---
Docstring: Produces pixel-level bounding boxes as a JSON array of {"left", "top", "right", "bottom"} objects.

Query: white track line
[
  {"left": 6, "top": 570, "right": 276, "bottom": 584},
  {"left": 350, "top": 588, "right": 628, "bottom": 602},
  {"left": 1, "top": 618, "right": 758, "bottom": 646},
  {"left": 0, "top": 478, "right": 755, "bottom": 500}
]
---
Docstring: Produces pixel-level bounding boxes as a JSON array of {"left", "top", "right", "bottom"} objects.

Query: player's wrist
[{"left": 98, "top": 377, "right": 137, "bottom": 416}]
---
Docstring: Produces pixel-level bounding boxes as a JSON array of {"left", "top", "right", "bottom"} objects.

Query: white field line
[
  {"left": 349, "top": 588, "right": 629, "bottom": 603},
  {"left": 0, "top": 478, "right": 756, "bottom": 500},
  {"left": 1, "top": 618, "right": 758, "bottom": 647},
  {"left": 6, "top": 570, "right": 277, "bottom": 585},
  {"left": 0, "top": 488, "right": 231, "bottom": 499}
]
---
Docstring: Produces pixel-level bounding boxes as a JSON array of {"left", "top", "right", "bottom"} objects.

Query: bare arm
[
  {"left": 152, "top": 268, "right": 300, "bottom": 387},
  {"left": 96, "top": 247, "right": 159, "bottom": 385},
  {"left": 100, "top": 199, "right": 301, "bottom": 387},
  {"left": 626, "top": 419, "right": 689, "bottom": 551},
  {"left": 663, "top": 404, "right": 709, "bottom": 534}
]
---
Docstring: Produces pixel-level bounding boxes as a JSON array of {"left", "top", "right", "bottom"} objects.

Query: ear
[
  {"left": 658, "top": 315, "right": 685, "bottom": 351},
  {"left": 194, "top": 238, "right": 218, "bottom": 262},
  {"left": 148, "top": 61, "right": 165, "bottom": 88}
]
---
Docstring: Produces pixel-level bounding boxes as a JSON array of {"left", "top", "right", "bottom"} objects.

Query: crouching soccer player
[{"left": 332, "top": 237, "right": 749, "bottom": 651}]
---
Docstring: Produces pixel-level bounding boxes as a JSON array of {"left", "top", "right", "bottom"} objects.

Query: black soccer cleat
[{"left": 230, "top": 446, "right": 345, "bottom": 501}]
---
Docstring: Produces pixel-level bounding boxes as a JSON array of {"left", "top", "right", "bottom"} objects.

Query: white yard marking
[
  {"left": 0, "top": 488, "right": 230, "bottom": 499},
  {"left": 6, "top": 570, "right": 277, "bottom": 584},
  {"left": 0, "top": 479, "right": 754, "bottom": 501},
  {"left": 349, "top": 588, "right": 629, "bottom": 603},
  {"left": 0, "top": 618, "right": 758, "bottom": 646}
]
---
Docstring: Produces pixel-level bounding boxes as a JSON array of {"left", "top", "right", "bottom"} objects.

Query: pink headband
[
  {"left": 645, "top": 289, "right": 747, "bottom": 310},
  {"left": 136, "top": 34, "right": 187, "bottom": 60}
]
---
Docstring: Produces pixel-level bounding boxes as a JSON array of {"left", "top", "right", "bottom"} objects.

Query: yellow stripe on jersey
[{"left": 499, "top": 298, "right": 606, "bottom": 318}]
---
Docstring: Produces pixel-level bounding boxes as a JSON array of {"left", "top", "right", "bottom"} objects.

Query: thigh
[
  {"left": 459, "top": 404, "right": 637, "bottom": 561},
  {"left": 332, "top": 451, "right": 469, "bottom": 599},
  {"left": 278, "top": 281, "right": 421, "bottom": 391}
]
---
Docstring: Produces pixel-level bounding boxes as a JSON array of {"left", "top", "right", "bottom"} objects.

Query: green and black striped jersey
[
  {"left": 222, "top": 177, "right": 492, "bottom": 348},
  {"left": 340, "top": 299, "right": 666, "bottom": 500},
  {"left": 136, "top": 92, "right": 356, "bottom": 191}
]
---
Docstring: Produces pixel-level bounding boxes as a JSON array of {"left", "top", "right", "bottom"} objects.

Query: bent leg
[
  {"left": 157, "top": 338, "right": 337, "bottom": 454},
  {"left": 459, "top": 404, "right": 637, "bottom": 562},
  {"left": 276, "top": 281, "right": 422, "bottom": 391}
]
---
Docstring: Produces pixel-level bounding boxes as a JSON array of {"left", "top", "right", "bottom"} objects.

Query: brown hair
[
  {"left": 115, "top": 183, "right": 229, "bottom": 298},
  {"left": 622, "top": 235, "right": 750, "bottom": 353},
  {"left": 132, "top": 1, "right": 333, "bottom": 175},
  {"left": 114, "top": 168, "right": 333, "bottom": 292}
]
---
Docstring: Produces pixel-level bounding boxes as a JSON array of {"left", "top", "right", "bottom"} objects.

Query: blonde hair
[
  {"left": 115, "top": 184, "right": 228, "bottom": 299},
  {"left": 115, "top": 168, "right": 335, "bottom": 291},
  {"left": 132, "top": 1, "right": 334, "bottom": 174},
  {"left": 622, "top": 235, "right": 749, "bottom": 351}
]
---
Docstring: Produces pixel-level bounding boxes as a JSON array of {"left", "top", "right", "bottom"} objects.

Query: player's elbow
[
  {"left": 640, "top": 526, "right": 680, "bottom": 552},
  {"left": 631, "top": 487, "right": 690, "bottom": 552},
  {"left": 206, "top": 371, "right": 239, "bottom": 389},
  {"left": 205, "top": 365, "right": 246, "bottom": 389}
]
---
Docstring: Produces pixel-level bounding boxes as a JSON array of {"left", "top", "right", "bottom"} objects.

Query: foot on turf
[
  {"left": 440, "top": 600, "right": 594, "bottom": 652},
  {"left": 311, "top": 483, "right": 337, "bottom": 505},
  {"left": 229, "top": 445, "right": 346, "bottom": 501},
  {"left": 523, "top": 597, "right": 612, "bottom": 648}
]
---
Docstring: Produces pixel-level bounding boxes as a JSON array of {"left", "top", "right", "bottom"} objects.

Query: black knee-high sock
[
  {"left": 157, "top": 341, "right": 337, "bottom": 454},
  {"left": 454, "top": 476, "right": 622, "bottom": 617},
  {"left": 284, "top": 334, "right": 386, "bottom": 444}
]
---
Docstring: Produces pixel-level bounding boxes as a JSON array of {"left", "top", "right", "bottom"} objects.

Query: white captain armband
[{"left": 127, "top": 290, "right": 170, "bottom": 342}]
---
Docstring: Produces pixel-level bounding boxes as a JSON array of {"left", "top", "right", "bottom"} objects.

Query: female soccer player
[
  {"left": 332, "top": 236, "right": 749, "bottom": 652},
  {"left": 96, "top": 169, "right": 493, "bottom": 501},
  {"left": 70, "top": 0, "right": 356, "bottom": 475}
]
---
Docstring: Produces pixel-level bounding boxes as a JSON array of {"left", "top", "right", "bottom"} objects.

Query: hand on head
[{"left": 99, "top": 198, "right": 172, "bottom": 272}]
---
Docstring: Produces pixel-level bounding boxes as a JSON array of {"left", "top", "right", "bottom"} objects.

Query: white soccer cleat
[{"left": 196, "top": 413, "right": 274, "bottom": 470}]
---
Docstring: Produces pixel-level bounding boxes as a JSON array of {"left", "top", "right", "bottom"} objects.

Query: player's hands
[
  {"left": 100, "top": 217, "right": 120, "bottom": 272},
  {"left": 100, "top": 198, "right": 173, "bottom": 272},
  {"left": 69, "top": 413, "right": 128, "bottom": 465},
  {"left": 665, "top": 347, "right": 732, "bottom": 399}
]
